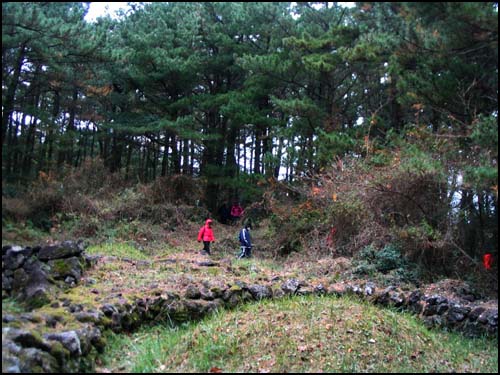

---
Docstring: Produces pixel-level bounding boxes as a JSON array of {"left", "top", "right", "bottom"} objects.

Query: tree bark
[{"left": 2, "top": 44, "right": 25, "bottom": 146}]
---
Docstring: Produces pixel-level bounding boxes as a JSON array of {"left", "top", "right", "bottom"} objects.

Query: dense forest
[
  {"left": 2, "top": 2, "right": 498, "bottom": 281},
  {"left": 1, "top": 3, "right": 498, "bottom": 372}
]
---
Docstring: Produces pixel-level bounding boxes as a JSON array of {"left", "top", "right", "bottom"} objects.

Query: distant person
[
  {"left": 218, "top": 203, "right": 230, "bottom": 225},
  {"left": 230, "top": 201, "right": 244, "bottom": 225},
  {"left": 238, "top": 222, "right": 252, "bottom": 259},
  {"left": 483, "top": 253, "right": 493, "bottom": 270},
  {"left": 197, "top": 219, "right": 215, "bottom": 255}
]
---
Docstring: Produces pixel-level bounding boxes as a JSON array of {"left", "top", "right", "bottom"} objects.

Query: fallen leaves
[
  {"left": 297, "top": 345, "right": 309, "bottom": 352},
  {"left": 257, "top": 357, "right": 276, "bottom": 373}
]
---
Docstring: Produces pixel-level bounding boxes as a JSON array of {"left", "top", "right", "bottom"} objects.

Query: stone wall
[
  {"left": 2, "top": 242, "right": 497, "bottom": 373},
  {"left": 2, "top": 241, "right": 95, "bottom": 308},
  {"left": 2, "top": 241, "right": 100, "bottom": 373}
]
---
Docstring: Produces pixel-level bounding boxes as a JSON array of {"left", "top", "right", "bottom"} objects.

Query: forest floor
[
  {"left": 2, "top": 220, "right": 498, "bottom": 373},
  {"left": 68, "top": 220, "right": 356, "bottom": 310},
  {"left": 74, "top": 224, "right": 497, "bottom": 373}
]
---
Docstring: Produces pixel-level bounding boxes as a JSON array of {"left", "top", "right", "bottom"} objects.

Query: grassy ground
[
  {"left": 53, "top": 222, "right": 338, "bottom": 310},
  {"left": 98, "top": 294, "right": 498, "bottom": 373},
  {"left": 2, "top": 220, "right": 498, "bottom": 373}
]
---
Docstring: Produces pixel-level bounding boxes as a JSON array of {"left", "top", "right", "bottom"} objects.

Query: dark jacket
[{"left": 239, "top": 227, "right": 252, "bottom": 247}]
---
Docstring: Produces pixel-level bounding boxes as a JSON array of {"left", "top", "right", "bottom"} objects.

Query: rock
[
  {"left": 45, "top": 315, "right": 60, "bottom": 328},
  {"left": 424, "top": 295, "right": 448, "bottom": 305},
  {"left": 11, "top": 268, "right": 29, "bottom": 295},
  {"left": 84, "top": 278, "right": 97, "bottom": 285},
  {"left": 209, "top": 284, "right": 225, "bottom": 299},
  {"left": 3, "top": 328, "right": 50, "bottom": 352},
  {"left": 272, "top": 287, "right": 285, "bottom": 299},
  {"left": 14, "top": 258, "right": 54, "bottom": 308},
  {"left": 2, "top": 315, "right": 19, "bottom": 324},
  {"left": 408, "top": 290, "right": 422, "bottom": 305},
  {"left": 68, "top": 304, "right": 84, "bottom": 313},
  {"left": 2, "top": 244, "right": 13, "bottom": 255},
  {"left": 346, "top": 284, "right": 363, "bottom": 296},
  {"left": 2, "top": 274, "right": 13, "bottom": 292},
  {"left": 297, "top": 286, "right": 315, "bottom": 296},
  {"left": 248, "top": 284, "right": 272, "bottom": 300},
  {"left": 162, "top": 300, "right": 189, "bottom": 323},
  {"left": 74, "top": 311, "right": 103, "bottom": 324},
  {"left": 422, "top": 295, "right": 449, "bottom": 316},
  {"left": 389, "top": 291, "right": 405, "bottom": 307},
  {"left": 200, "top": 287, "right": 215, "bottom": 301},
  {"left": 447, "top": 304, "right": 471, "bottom": 324},
  {"left": 37, "top": 241, "right": 84, "bottom": 261},
  {"left": 3, "top": 246, "right": 32, "bottom": 271},
  {"left": 111, "top": 312, "right": 123, "bottom": 333},
  {"left": 19, "top": 313, "right": 43, "bottom": 324},
  {"left": 436, "top": 303, "right": 449, "bottom": 314},
  {"left": 64, "top": 276, "right": 76, "bottom": 286},
  {"left": 197, "top": 260, "right": 217, "bottom": 267},
  {"left": 83, "top": 254, "right": 100, "bottom": 268},
  {"left": 25, "top": 287, "right": 52, "bottom": 309},
  {"left": 234, "top": 280, "right": 248, "bottom": 290},
  {"left": 75, "top": 326, "right": 102, "bottom": 356},
  {"left": 468, "top": 306, "right": 486, "bottom": 322},
  {"left": 2, "top": 351, "right": 21, "bottom": 373},
  {"left": 375, "top": 287, "right": 393, "bottom": 306},
  {"left": 47, "top": 257, "right": 83, "bottom": 281},
  {"left": 18, "top": 347, "right": 59, "bottom": 373},
  {"left": 47, "top": 340, "right": 70, "bottom": 363},
  {"left": 314, "top": 284, "right": 326, "bottom": 294},
  {"left": 364, "top": 282, "right": 376, "bottom": 296},
  {"left": 281, "top": 278, "right": 300, "bottom": 294},
  {"left": 101, "top": 304, "right": 118, "bottom": 317},
  {"left": 423, "top": 315, "right": 443, "bottom": 328},
  {"left": 184, "top": 300, "right": 209, "bottom": 320},
  {"left": 44, "top": 331, "right": 81, "bottom": 356},
  {"left": 185, "top": 285, "right": 201, "bottom": 299},
  {"left": 478, "top": 309, "right": 498, "bottom": 327}
]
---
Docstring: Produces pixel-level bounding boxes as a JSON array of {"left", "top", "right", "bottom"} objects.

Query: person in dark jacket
[
  {"left": 238, "top": 222, "right": 252, "bottom": 259},
  {"left": 218, "top": 203, "right": 230, "bottom": 225},
  {"left": 197, "top": 219, "right": 215, "bottom": 255}
]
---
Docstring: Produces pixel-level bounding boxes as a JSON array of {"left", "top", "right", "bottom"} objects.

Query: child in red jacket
[{"left": 198, "top": 219, "right": 215, "bottom": 255}]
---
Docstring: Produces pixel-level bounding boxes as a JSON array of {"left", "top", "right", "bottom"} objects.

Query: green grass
[
  {"left": 98, "top": 295, "right": 498, "bottom": 373},
  {"left": 86, "top": 242, "right": 148, "bottom": 260},
  {"left": 2, "top": 297, "right": 26, "bottom": 314},
  {"left": 2, "top": 220, "right": 49, "bottom": 246}
]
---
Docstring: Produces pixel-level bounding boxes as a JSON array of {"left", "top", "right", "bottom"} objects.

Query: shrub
[
  {"left": 326, "top": 193, "right": 366, "bottom": 251},
  {"left": 2, "top": 197, "right": 31, "bottom": 221},
  {"left": 369, "top": 150, "right": 392, "bottom": 167},
  {"left": 147, "top": 175, "right": 203, "bottom": 205},
  {"left": 61, "top": 158, "right": 128, "bottom": 197},
  {"left": 398, "top": 144, "right": 446, "bottom": 178},
  {"left": 375, "top": 243, "right": 406, "bottom": 272},
  {"left": 352, "top": 243, "right": 420, "bottom": 284}
]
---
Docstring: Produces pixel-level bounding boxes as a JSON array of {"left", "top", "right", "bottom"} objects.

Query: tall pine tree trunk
[{"left": 2, "top": 44, "right": 25, "bottom": 146}]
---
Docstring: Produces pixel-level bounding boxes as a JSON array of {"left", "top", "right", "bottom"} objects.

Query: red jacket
[
  {"left": 198, "top": 219, "right": 215, "bottom": 242},
  {"left": 231, "top": 204, "right": 244, "bottom": 217},
  {"left": 483, "top": 253, "right": 492, "bottom": 270}
]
